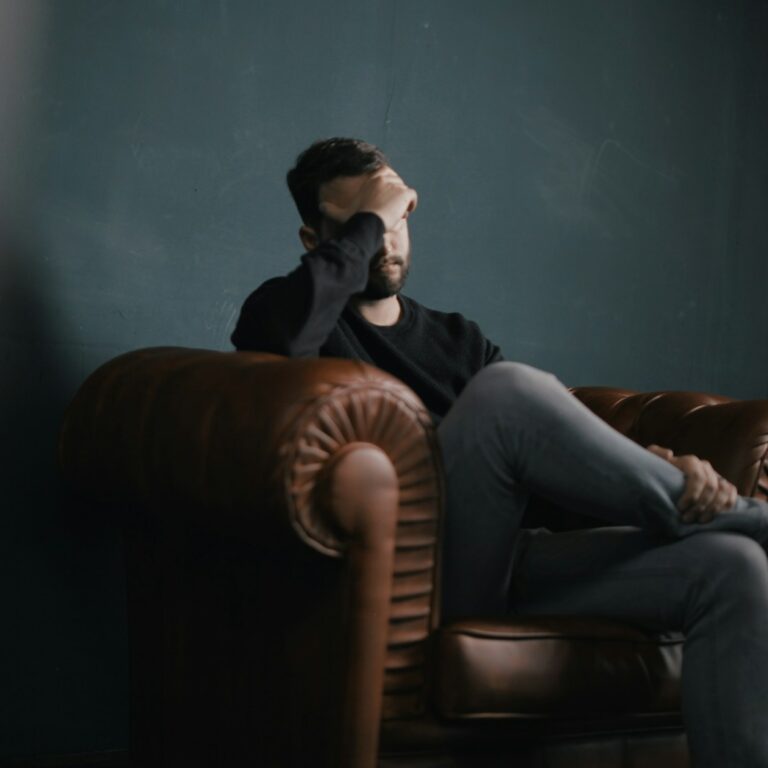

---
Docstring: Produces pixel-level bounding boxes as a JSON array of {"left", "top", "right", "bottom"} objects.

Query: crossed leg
[
  {"left": 437, "top": 361, "right": 768, "bottom": 768},
  {"left": 509, "top": 526, "right": 768, "bottom": 768}
]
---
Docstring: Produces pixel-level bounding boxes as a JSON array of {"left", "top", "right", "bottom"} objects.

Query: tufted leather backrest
[{"left": 571, "top": 387, "right": 768, "bottom": 500}]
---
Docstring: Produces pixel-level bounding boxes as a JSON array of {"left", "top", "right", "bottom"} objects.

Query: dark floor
[{"left": 2, "top": 751, "right": 128, "bottom": 768}]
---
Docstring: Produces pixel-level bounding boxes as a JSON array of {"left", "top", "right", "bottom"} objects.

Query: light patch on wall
[{"left": 0, "top": 0, "right": 47, "bottom": 231}]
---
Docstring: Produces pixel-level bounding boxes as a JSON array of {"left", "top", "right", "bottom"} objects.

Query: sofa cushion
[{"left": 434, "top": 618, "right": 682, "bottom": 719}]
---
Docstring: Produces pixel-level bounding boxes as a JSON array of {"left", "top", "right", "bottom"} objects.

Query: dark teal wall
[{"left": 2, "top": 0, "right": 767, "bottom": 759}]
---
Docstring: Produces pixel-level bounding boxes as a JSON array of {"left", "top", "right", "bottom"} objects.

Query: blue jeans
[{"left": 437, "top": 362, "right": 768, "bottom": 768}]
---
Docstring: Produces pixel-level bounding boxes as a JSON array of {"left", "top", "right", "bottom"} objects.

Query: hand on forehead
[
  {"left": 318, "top": 164, "right": 417, "bottom": 231},
  {"left": 319, "top": 166, "right": 401, "bottom": 206}
]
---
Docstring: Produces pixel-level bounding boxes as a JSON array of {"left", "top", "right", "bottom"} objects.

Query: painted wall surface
[{"left": 2, "top": 0, "right": 767, "bottom": 758}]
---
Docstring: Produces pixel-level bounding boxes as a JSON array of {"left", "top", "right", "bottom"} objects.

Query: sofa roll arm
[
  {"left": 59, "top": 347, "right": 443, "bottom": 557},
  {"left": 572, "top": 387, "right": 768, "bottom": 500},
  {"left": 61, "top": 347, "right": 443, "bottom": 722},
  {"left": 59, "top": 347, "right": 445, "bottom": 765}
]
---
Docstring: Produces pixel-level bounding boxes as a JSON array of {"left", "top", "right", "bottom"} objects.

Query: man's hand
[
  {"left": 319, "top": 167, "right": 418, "bottom": 232},
  {"left": 646, "top": 444, "right": 738, "bottom": 524}
]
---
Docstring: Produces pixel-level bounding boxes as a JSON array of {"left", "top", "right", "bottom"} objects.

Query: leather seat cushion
[{"left": 434, "top": 618, "right": 683, "bottom": 719}]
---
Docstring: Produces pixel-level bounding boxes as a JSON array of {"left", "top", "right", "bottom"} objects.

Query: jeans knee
[
  {"left": 687, "top": 533, "right": 768, "bottom": 613},
  {"left": 465, "top": 361, "right": 558, "bottom": 403},
  {"left": 449, "top": 363, "right": 567, "bottom": 444}
]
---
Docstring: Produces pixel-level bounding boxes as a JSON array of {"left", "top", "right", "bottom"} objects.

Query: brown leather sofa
[{"left": 58, "top": 347, "right": 768, "bottom": 768}]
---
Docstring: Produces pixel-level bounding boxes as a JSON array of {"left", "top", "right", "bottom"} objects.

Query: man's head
[
  {"left": 287, "top": 137, "right": 388, "bottom": 230},
  {"left": 287, "top": 137, "right": 412, "bottom": 300}
]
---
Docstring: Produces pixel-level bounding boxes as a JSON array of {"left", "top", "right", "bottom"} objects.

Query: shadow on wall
[
  {"left": 0, "top": 232, "right": 129, "bottom": 759},
  {"left": 0, "top": 234, "right": 67, "bottom": 498}
]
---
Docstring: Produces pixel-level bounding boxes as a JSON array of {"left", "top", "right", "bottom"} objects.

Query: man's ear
[{"left": 299, "top": 225, "right": 319, "bottom": 252}]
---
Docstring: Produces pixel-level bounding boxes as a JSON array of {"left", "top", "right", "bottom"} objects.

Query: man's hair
[{"left": 287, "top": 137, "right": 389, "bottom": 228}]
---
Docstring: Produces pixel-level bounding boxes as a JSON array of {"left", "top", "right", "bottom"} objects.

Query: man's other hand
[
  {"left": 646, "top": 444, "right": 738, "bottom": 524},
  {"left": 319, "top": 167, "right": 418, "bottom": 232}
]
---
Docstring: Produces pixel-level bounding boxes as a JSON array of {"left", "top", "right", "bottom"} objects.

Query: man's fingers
[
  {"left": 677, "top": 455, "right": 737, "bottom": 524},
  {"left": 358, "top": 175, "right": 418, "bottom": 231},
  {"left": 691, "top": 465, "right": 723, "bottom": 522},
  {"left": 678, "top": 483, "right": 705, "bottom": 516},
  {"left": 647, "top": 444, "right": 674, "bottom": 461},
  {"left": 407, "top": 189, "right": 418, "bottom": 214},
  {"left": 695, "top": 478, "right": 736, "bottom": 524},
  {"left": 677, "top": 456, "right": 717, "bottom": 520},
  {"left": 712, "top": 478, "right": 738, "bottom": 513},
  {"left": 320, "top": 166, "right": 418, "bottom": 232},
  {"left": 715, "top": 478, "right": 737, "bottom": 515},
  {"left": 370, "top": 167, "right": 402, "bottom": 182},
  {"left": 697, "top": 462, "right": 719, "bottom": 507},
  {"left": 676, "top": 456, "right": 703, "bottom": 512}
]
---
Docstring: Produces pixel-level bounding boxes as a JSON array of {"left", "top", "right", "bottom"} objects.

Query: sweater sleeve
[{"left": 231, "top": 212, "right": 384, "bottom": 356}]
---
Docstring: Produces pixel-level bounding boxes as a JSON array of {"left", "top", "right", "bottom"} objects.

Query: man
[{"left": 232, "top": 137, "right": 768, "bottom": 767}]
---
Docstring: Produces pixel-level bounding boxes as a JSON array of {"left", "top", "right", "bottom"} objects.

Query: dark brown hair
[{"left": 286, "top": 137, "right": 388, "bottom": 227}]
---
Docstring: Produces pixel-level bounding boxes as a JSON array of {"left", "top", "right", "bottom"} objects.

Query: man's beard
[{"left": 357, "top": 252, "right": 411, "bottom": 300}]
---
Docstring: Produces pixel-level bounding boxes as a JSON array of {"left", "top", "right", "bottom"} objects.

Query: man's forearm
[{"left": 231, "top": 212, "right": 384, "bottom": 356}]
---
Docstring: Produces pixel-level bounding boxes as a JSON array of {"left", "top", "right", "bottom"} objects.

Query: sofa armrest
[
  {"left": 59, "top": 347, "right": 444, "bottom": 766},
  {"left": 572, "top": 387, "right": 768, "bottom": 500},
  {"left": 60, "top": 346, "right": 442, "bottom": 554}
]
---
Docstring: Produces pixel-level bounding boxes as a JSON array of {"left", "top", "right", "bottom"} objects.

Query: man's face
[{"left": 317, "top": 168, "right": 411, "bottom": 300}]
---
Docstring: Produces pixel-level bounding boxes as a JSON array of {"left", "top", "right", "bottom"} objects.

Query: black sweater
[{"left": 231, "top": 212, "right": 503, "bottom": 421}]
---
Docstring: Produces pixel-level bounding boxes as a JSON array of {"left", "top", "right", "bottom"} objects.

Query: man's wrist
[
  {"left": 344, "top": 210, "right": 385, "bottom": 233},
  {"left": 340, "top": 211, "right": 385, "bottom": 258}
]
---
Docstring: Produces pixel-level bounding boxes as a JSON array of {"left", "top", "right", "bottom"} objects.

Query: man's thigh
[{"left": 509, "top": 526, "right": 758, "bottom": 632}]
